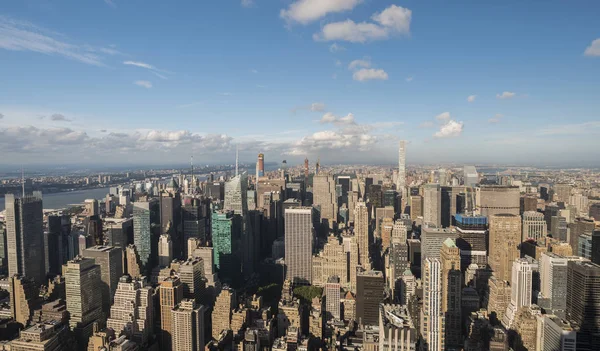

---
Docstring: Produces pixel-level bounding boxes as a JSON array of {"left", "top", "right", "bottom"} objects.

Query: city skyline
[{"left": 0, "top": 1, "right": 599, "bottom": 166}]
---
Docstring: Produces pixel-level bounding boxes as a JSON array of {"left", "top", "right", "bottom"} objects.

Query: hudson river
[{"left": 0, "top": 187, "right": 109, "bottom": 212}]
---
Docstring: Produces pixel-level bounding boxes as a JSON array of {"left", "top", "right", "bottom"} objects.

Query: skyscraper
[
  {"left": 5, "top": 192, "right": 45, "bottom": 285},
  {"left": 158, "top": 234, "right": 173, "bottom": 267},
  {"left": 423, "top": 184, "right": 441, "bottom": 227},
  {"left": 566, "top": 260, "right": 600, "bottom": 351},
  {"left": 477, "top": 186, "right": 520, "bottom": 218},
  {"left": 160, "top": 184, "right": 183, "bottom": 259},
  {"left": 421, "top": 258, "right": 443, "bottom": 351},
  {"left": 488, "top": 214, "right": 521, "bottom": 282},
  {"left": 304, "top": 158, "right": 309, "bottom": 179},
  {"left": 440, "top": 239, "right": 462, "bottom": 348},
  {"left": 224, "top": 172, "right": 248, "bottom": 216},
  {"left": 463, "top": 165, "right": 478, "bottom": 187},
  {"left": 503, "top": 258, "right": 533, "bottom": 328},
  {"left": 64, "top": 257, "right": 103, "bottom": 350},
  {"left": 397, "top": 140, "right": 406, "bottom": 196},
  {"left": 257, "top": 153, "right": 265, "bottom": 178},
  {"left": 539, "top": 252, "right": 578, "bottom": 318},
  {"left": 211, "top": 211, "right": 242, "bottom": 285},
  {"left": 133, "top": 200, "right": 157, "bottom": 273},
  {"left": 82, "top": 245, "right": 123, "bottom": 314},
  {"left": 354, "top": 202, "right": 370, "bottom": 269},
  {"left": 522, "top": 211, "right": 547, "bottom": 241},
  {"left": 212, "top": 288, "right": 234, "bottom": 340},
  {"left": 171, "top": 299, "right": 205, "bottom": 351},
  {"left": 313, "top": 174, "right": 337, "bottom": 227},
  {"left": 356, "top": 270, "right": 384, "bottom": 326},
  {"left": 325, "top": 276, "right": 341, "bottom": 321},
  {"left": 285, "top": 207, "right": 313, "bottom": 285},
  {"left": 160, "top": 276, "right": 184, "bottom": 351},
  {"left": 420, "top": 226, "right": 457, "bottom": 269},
  {"left": 9, "top": 275, "right": 38, "bottom": 327}
]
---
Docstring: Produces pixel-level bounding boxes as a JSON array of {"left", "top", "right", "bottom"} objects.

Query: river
[{"left": 0, "top": 187, "right": 110, "bottom": 211}]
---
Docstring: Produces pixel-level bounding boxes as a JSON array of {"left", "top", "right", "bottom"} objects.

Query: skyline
[{"left": 1, "top": 0, "right": 600, "bottom": 166}]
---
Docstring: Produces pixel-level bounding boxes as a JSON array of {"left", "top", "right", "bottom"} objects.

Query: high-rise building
[
  {"left": 397, "top": 140, "right": 406, "bottom": 196},
  {"left": 551, "top": 216, "right": 568, "bottom": 241},
  {"left": 224, "top": 172, "right": 248, "bottom": 216},
  {"left": 46, "top": 214, "right": 71, "bottom": 276},
  {"left": 554, "top": 184, "right": 572, "bottom": 203},
  {"left": 171, "top": 257, "right": 205, "bottom": 304},
  {"left": 182, "top": 198, "right": 206, "bottom": 255},
  {"left": 211, "top": 211, "right": 242, "bottom": 285},
  {"left": 454, "top": 214, "right": 488, "bottom": 269},
  {"left": 257, "top": 153, "right": 265, "bottom": 178},
  {"left": 539, "top": 314, "right": 577, "bottom": 351},
  {"left": 159, "top": 276, "right": 184, "bottom": 351},
  {"left": 106, "top": 275, "right": 153, "bottom": 345},
  {"left": 64, "top": 257, "right": 103, "bottom": 350},
  {"left": 440, "top": 239, "right": 462, "bottom": 348},
  {"left": 160, "top": 185, "right": 183, "bottom": 259},
  {"left": 540, "top": 252, "right": 571, "bottom": 318},
  {"left": 503, "top": 258, "right": 533, "bottom": 328},
  {"left": 104, "top": 217, "right": 132, "bottom": 250},
  {"left": 190, "top": 245, "right": 218, "bottom": 288},
  {"left": 570, "top": 217, "right": 595, "bottom": 256},
  {"left": 171, "top": 299, "right": 205, "bottom": 351},
  {"left": 566, "top": 260, "right": 600, "bottom": 351},
  {"left": 356, "top": 270, "right": 384, "bottom": 326},
  {"left": 522, "top": 211, "right": 547, "bottom": 241},
  {"left": 421, "top": 258, "right": 443, "bottom": 351},
  {"left": 423, "top": 184, "right": 441, "bottom": 227},
  {"left": 133, "top": 199, "right": 158, "bottom": 272},
  {"left": 325, "top": 276, "right": 341, "bottom": 321},
  {"left": 84, "top": 199, "right": 99, "bottom": 217},
  {"left": 285, "top": 207, "right": 313, "bottom": 285},
  {"left": 125, "top": 245, "right": 142, "bottom": 279},
  {"left": 486, "top": 275, "right": 511, "bottom": 325},
  {"left": 311, "top": 235, "right": 346, "bottom": 288},
  {"left": 313, "top": 174, "right": 337, "bottom": 227},
  {"left": 212, "top": 288, "right": 234, "bottom": 340},
  {"left": 378, "top": 304, "right": 417, "bottom": 350},
  {"left": 82, "top": 245, "right": 123, "bottom": 314},
  {"left": 9, "top": 275, "right": 38, "bottom": 328},
  {"left": 420, "top": 226, "right": 457, "bottom": 269},
  {"left": 488, "top": 214, "right": 521, "bottom": 282},
  {"left": 9, "top": 322, "right": 72, "bottom": 351},
  {"left": 410, "top": 195, "right": 423, "bottom": 220},
  {"left": 477, "top": 186, "right": 520, "bottom": 218},
  {"left": 463, "top": 166, "right": 478, "bottom": 187},
  {"left": 354, "top": 202, "right": 370, "bottom": 268},
  {"left": 304, "top": 158, "right": 309, "bottom": 179},
  {"left": 158, "top": 234, "right": 173, "bottom": 267},
  {"left": 5, "top": 192, "right": 45, "bottom": 285}
]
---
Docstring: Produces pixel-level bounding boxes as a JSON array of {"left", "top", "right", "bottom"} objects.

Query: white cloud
[
  {"left": 496, "top": 91, "right": 516, "bottom": 99},
  {"left": 320, "top": 112, "right": 337, "bottom": 124},
  {"left": 329, "top": 43, "right": 345, "bottom": 52},
  {"left": 488, "top": 114, "right": 503, "bottom": 124},
  {"left": 435, "top": 112, "right": 451, "bottom": 122},
  {"left": 241, "top": 0, "right": 254, "bottom": 8},
  {"left": 467, "top": 95, "right": 476, "bottom": 102},
  {"left": 405, "top": 76, "right": 413, "bottom": 82},
  {"left": 0, "top": 15, "right": 107, "bottom": 66},
  {"left": 50, "top": 113, "right": 71, "bottom": 122},
  {"left": 434, "top": 120, "right": 464, "bottom": 138},
  {"left": 281, "top": 0, "right": 362, "bottom": 25},
  {"left": 320, "top": 112, "right": 356, "bottom": 126},
  {"left": 134, "top": 80, "right": 152, "bottom": 88},
  {"left": 0, "top": 113, "right": 4, "bottom": 119},
  {"left": 313, "top": 5, "right": 411, "bottom": 43},
  {"left": 352, "top": 68, "right": 388, "bottom": 82},
  {"left": 311, "top": 102, "right": 326, "bottom": 112},
  {"left": 348, "top": 59, "right": 371, "bottom": 69},
  {"left": 123, "top": 61, "right": 153, "bottom": 69},
  {"left": 584, "top": 38, "right": 600, "bottom": 57}
]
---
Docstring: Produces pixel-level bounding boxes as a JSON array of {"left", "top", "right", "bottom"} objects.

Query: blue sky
[{"left": 0, "top": 0, "right": 599, "bottom": 166}]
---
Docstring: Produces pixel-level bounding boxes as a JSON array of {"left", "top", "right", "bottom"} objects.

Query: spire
[{"left": 235, "top": 145, "right": 239, "bottom": 177}]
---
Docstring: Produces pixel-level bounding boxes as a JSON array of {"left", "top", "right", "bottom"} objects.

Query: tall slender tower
[
  {"left": 257, "top": 153, "right": 264, "bottom": 178},
  {"left": 285, "top": 207, "right": 314, "bottom": 285},
  {"left": 397, "top": 140, "right": 406, "bottom": 195},
  {"left": 304, "top": 158, "right": 309, "bottom": 179},
  {"left": 354, "top": 202, "right": 370, "bottom": 269},
  {"left": 421, "top": 257, "right": 444, "bottom": 351}
]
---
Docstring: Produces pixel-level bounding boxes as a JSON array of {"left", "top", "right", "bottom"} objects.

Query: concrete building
[
  {"left": 312, "top": 174, "right": 338, "bottom": 227},
  {"left": 325, "top": 276, "right": 341, "bottom": 321},
  {"left": 538, "top": 314, "right": 577, "bottom": 351},
  {"left": 83, "top": 245, "right": 123, "bottom": 314},
  {"left": 554, "top": 184, "right": 572, "bottom": 203},
  {"left": 488, "top": 214, "right": 521, "bottom": 282},
  {"left": 423, "top": 184, "right": 441, "bottom": 227},
  {"left": 464, "top": 166, "right": 478, "bottom": 187},
  {"left": 9, "top": 275, "right": 38, "bottom": 328},
  {"left": 158, "top": 234, "right": 173, "bottom": 267},
  {"left": 397, "top": 140, "right": 406, "bottom": 195},
  {"left": 132, "top": 200, "right": 157, "bottom": 272},
  {"left": 522, "top": 211, "right": 547, "bottom": 242},
  {"left": 5, "top": 192, "right": 45, "bottom": 286},
  {"left": 312, "top": 236, "right": 347, "bottom": 288},
  {"left": 106, "top": 275, "right": 153, "bottom": 345},
  {"left": 212, "top": 288, "right": 234, "bottom": 340},
  {"left": 354, "top": 202, "right": 370, "bottom": 269},
  {"left": 420, "top": 226, "right": 457, "bottom": 269},
  {"left": 421, "top": 258, "right": 443, "bottom": 351},
  {"left": 125, "top": 245, "right": 142, "bottom": 279},
  {"left": 477, "top": 186, "right": 520, "bottom": 217},
  {"left": 159, "top": 276, "right": 183, "bottom": 351},
  {"left": 9, "top": 321, "right": 70, "bottom": 351},
  {"left": 486, "top": 275, "right": 511, "bottom": 325},
  {"left": 171, "top": 299, "right": 205, "bottom": 351},
  {"left": 454, "top": 214, "right": 488, "bottom": 269},
  {"left": 440, "top": 238, "right": 462, "bottom": 348},
  {"left": 410, "top": 195, "right": 423, "bottom": 220},
  {"left": 64, "top": 257, "right": 103, "bottom": 350},
  {"left": 356, "top": 270, "right": 384, "bottom": 327},
  {"left": 224, "top": 172, "right": 248, "bottom": 216},
  {"left": 284, "top": 207, "right": 314, "bottom": 285},
  {"left": 503, "top": 258, "right": 533, "bottom": 328},
  {"left": 378, "top": 304, "right": 417, "bottom": 350},
  {"left": 566, "top": 260, "right": 600, "bottom": 351}
]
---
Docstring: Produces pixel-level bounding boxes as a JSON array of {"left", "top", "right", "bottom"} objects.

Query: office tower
[
  {"left": 589, "top": 203, "right": 600, "bottom": 221},
  {"left": 312, "top": 235, "right": 346, "bottom": 287},
  {"left": 211, "top": 211, "right": 242, "bottom": 285},
  {"left": 125, "top": 245, "right": 142, "bottom": 279},
  {"left": 522, "top": 211, "right": 547, "bottom": 241},
  {"left": 421, "top": 258, "right": 443, "bottom": 351},
  {"left": 554, "top": 184, "right": 572, "bottom": 203},
  {"left": 367, "top": 184, "right": 383, "bottom": 209},
  {"left": 46, "top": 214, "right": 71, "bottom": 276},
  {"left": 579, "top": 232, "right": 593, "bottom": 259},
  {"left": 521, "top": 194, "right": 538, "bottom": 213},
  {"left": 440, "top": 186, "right": 453, "bottom": 228},
  {"left": 463, "top": 165, "right": 478, "bottom": 187},
  {"left": 133, "top": 200, "right": 157, "bottom": 273},
  {"left": 64, "top": 257, "right": 103, "bottom": 350},
  {"left": 354, "top": 202, "right": 370, "bottom": 269},
  {"left": 423, "top": 184, "right": 441, "bottom": 227},
  {"left": 10, "top": 322, "right": 73, "bottom": 350},
  {"left": 284, "top": 207, "right": 313, "bottom": 285},
  {"left": 5, "top": 192, "right": 45, "bottom": 286},
  {"left": 512, "top": 305, "right": 540, "bottom": 351},
  {"left": 420, "top": 226, "right": 457, "bottom": 269},
  {"left": 488, "top": 214, "right": 521, "bottom": 282},
  {"left": 388, "top": 222, "right": 409, "bottom": 297},
  {"left": 379, "top": 304, "right": 417, "bottom": 350},
  {"left": 570, "top": 217, "right": 595, "bottom": 256},
  {"left": 569, "top": 193, "right": 589, "bottom": 215},
  {"left": 160, "top": 276, "right": 184, "bottom": 351},
  {"left": 397, "top": 140, "right": 406, "bottom": 194},
  {"left": 410, "top": 195, "right": 423, "bottom": 220},
  {"left": 205, "top": 181, "right": 224, "bottom": 201},
  {"left": 477, "top": 186, "right": 520, "bottom": 217},
  {"left": 551, "top": 215, "right": 568, "bottom": 241},
  {"left": 256, "top": 153, "right": 265, "bottom": 179},
  {"left": 190, "top": 245, "right": 218, "bottom": 288},
  {"left": 84, "top": 215, "right": 103, "bottom": 246},
  {"left": 486, "top": 275, "right": 511, "bottom": 324},
  {"left": 304, "top": 158, "right": 309, "bottom": 179},
  {"left": 539, "top": 252, "right": 570, "bottom": 318},
  {"left": 158, "top": 234, "right": 173, "bottom": 267},
  {"left": 212, "top": 288, "right": 234, "bottom": 340},
  {"left": 104, "top": 218, "right": 132, "bottom": 250},
  {"left": 325, "top": 276, "right": 341, "bottom": 321},
  {"left": 171, "top": 299, "right": 205, "bottom": 351},
  {"left": 173, "top": 257, "right": 205, "bottom": 304},
  {"left": 160, "top": 183, "right": 183, "bottom": 259},
  {"left": 454, "top": 214, "right": 488, "bottom": 269},
  {"left": 356, "top": 270, "right": 384, "bottom": 326},
  {"left": 544, "top": 203, "right": 560, "bottom": 230},
  {"left": 313, "top": 174, "right": 337, "bottom": 227},
  {"left": 182, "top": 198, "right": 206, "bottom": 255},
  {"left": 440, "top": 239, "right": 462, "bottom": 348},
  {"left": 224, "top": 172, "right": 248, "bottom": 216},
  {"left": 503, "top": 258, "right": 533, "bottom": 327},
  {"left": 550, "top": 240, "right": 574, "bottom": 256},
  {"left": 539, "top": 315, "right": 577, "bottom": 351},
  {"left": 106, "top": 275, "right": 153, "bottom": 345},
  {"left": 592, "top": 230, "right": 600, "bottom": 265},
  {"left": 9, "top": 275, "right": 38, "bottom": 327},
  {"left": 84, "top": 199, "right": 99, "bottom": 216},
  {"left": 82, "top": 245, "right": 123, "bottom": 314},
  {"left": 566, "top": 260, "right": 600, "bottom": 351}
]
